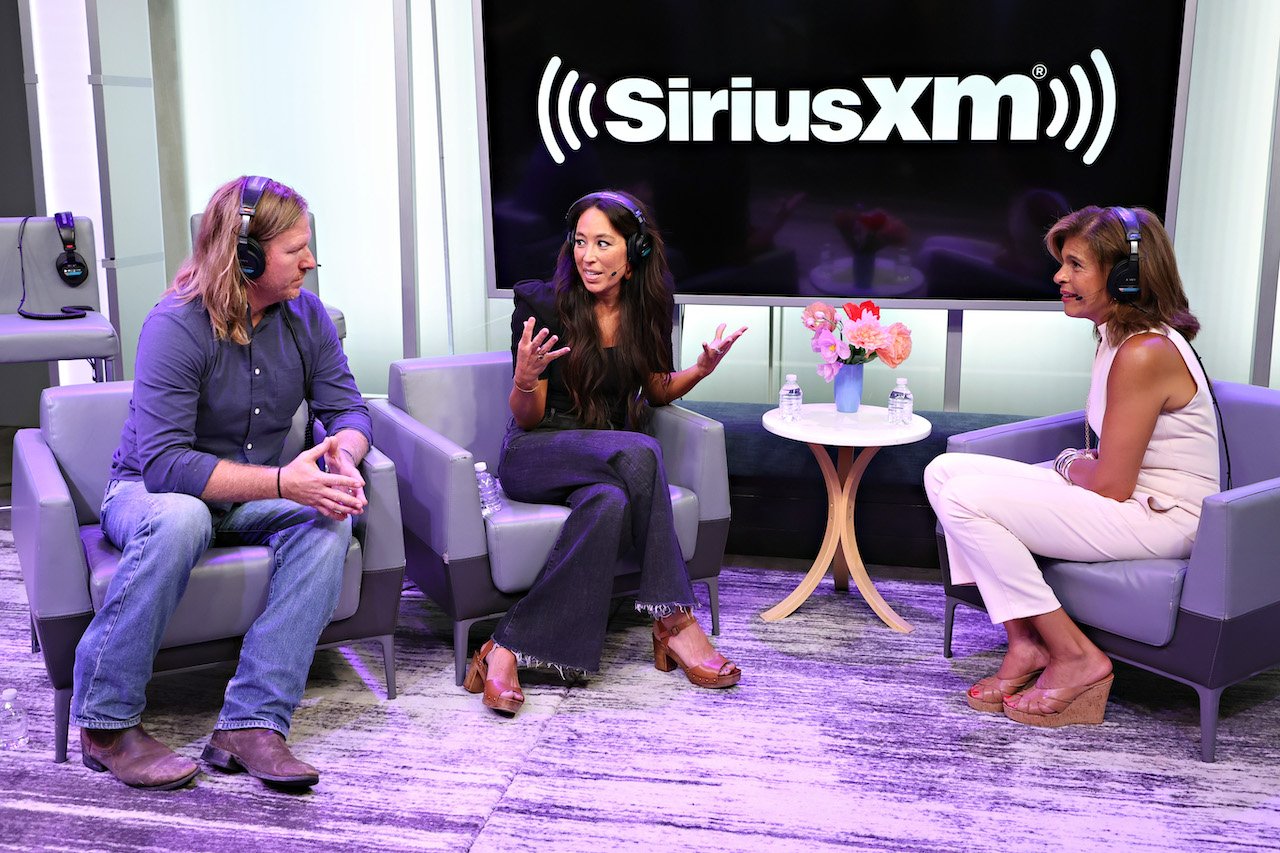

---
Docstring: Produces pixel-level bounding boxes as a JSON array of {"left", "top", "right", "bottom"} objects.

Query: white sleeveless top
[{"left": 1087, "top": 324, "right": 1220, "bottom": 518}]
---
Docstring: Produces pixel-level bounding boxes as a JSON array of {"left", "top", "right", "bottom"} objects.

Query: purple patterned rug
[{"left": 2, "top": 530, "right": 1278, "bottom": 851}]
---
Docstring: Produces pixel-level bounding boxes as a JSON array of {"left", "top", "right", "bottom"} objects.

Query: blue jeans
[
  {"left": 494, "top": 423, "right": 695, "bottom": 673},
  {"left": 71, "top": 479, "right": 350, "bottom": 736}
]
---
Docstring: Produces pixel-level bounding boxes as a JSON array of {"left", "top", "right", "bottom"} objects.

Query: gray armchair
[
  {"left": 369, "top": 351, "right": 732, "bottom": 684},
  {"left": 937, "top": 380, "right": 1280, "bottom": 761},
  {"left": 0, "top": 216, "right": 119, "bottom": 381},
  {"left": 12, "top": 381, "right": 406, "bottom": 763}
]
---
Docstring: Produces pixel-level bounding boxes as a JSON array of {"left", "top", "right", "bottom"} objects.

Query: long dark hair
[
  {"left": 555, "top": 190, "right": 675, "bottom": 429},
  {"left": 1046, "top": 205, "right": 1199, "bottom": 346}
]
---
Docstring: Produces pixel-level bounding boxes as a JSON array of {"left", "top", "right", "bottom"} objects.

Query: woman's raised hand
[
  {"left": 515, "top": 316, "right": 571, "bottom": 390},
  {"left": 697, "top": 323, "right": 748, "bottom": 375}
]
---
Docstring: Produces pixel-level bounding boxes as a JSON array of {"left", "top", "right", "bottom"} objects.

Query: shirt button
[
  {"left": 254, "top": 407, "right": 261, "bottom": 415},
  {"left": 254, "top": 368, "right": 261, "bottom": 375},
  {"left": 246, "top": 443, "right": 253, "bottom": 450}
]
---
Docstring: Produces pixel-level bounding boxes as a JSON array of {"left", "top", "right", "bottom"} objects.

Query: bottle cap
[
  {"left": 785, "top": 374, "right": 797, "bottom": 382},
  {"left": 896, "top": 377, "right": 908, "bottom": 384},
  {"left": 474, "top": 462, "right": 487, "bottom": 473},
  {"left": 1, "top": 688, "right": 15, "bottom": 702}
]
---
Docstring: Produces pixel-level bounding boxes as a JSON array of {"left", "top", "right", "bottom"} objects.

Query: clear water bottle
[
  {"left": 779, "top": 374, "right": 803, "bottom": 422},
  {"left": 475, "top": 462, "right": 503, "bottom": 518},
  {"left": 0, "top": 688, "right": 30, "bottom": 750},
  {"left": 887, "top": 377, "right": 914, "bottom": 425}
]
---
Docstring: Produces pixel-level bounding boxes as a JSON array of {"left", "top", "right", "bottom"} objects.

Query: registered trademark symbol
[{"left": 1032, "top": 64, "right": 1047, "bottom": 79}]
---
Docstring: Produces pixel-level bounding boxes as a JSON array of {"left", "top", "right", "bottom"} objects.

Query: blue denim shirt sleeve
[{"left": 129, "top": 309, "right": 222, "bottom": 495}]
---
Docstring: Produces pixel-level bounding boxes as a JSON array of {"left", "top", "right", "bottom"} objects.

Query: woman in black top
[{"left": 463, "top": 190, "right": 745, "bottom": 716}]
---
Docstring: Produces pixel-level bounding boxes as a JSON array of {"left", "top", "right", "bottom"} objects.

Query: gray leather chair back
[
  {"left": 39, "top": 382, "right": 131, "bottom": 524},
  {"left": 388, "top": 350, "right": 512, "bottom": 471},
  {"left": 0, "top": 216, "right": 102, "bottom": 314},
  {"left": 1214, "top": 380, "right": 1280, "bottom": 487}
]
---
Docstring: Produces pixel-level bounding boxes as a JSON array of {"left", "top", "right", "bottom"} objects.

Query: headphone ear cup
[
  {"left": 239, "top": 236, "right": 267, "bottom": 280},
  {"left": 55, "top": 250, "right": 89, "bottom": 286},
  {"left": 1107, "top": 258, "right": 1139, "bottom": 303},
  {"left": 628, "top": 231, "right": 652, "bottom": 267}
]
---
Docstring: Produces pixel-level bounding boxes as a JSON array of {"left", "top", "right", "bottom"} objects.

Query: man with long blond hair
[{"left": 72, "top": 176, "right": 370, "bottom": 791}]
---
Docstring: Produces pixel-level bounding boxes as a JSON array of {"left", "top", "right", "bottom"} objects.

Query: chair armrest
[
  {"left": 946, "top": 410, "right": 1085, "bottom": 464},
  {"left": 651, "top": 404, "right": 731, "bottom": 521},
  {"left": 353, "top": 445, "right": 406, "bottom": 572},
  {"left": 11, "top": 429, "right": 94, "bottom": 618},
  {"left": 369, "top": 399, "right": 487, "bottom": 560},
  {"left": 1182, "top": 476, "right": 1280, "bottom": 620}
]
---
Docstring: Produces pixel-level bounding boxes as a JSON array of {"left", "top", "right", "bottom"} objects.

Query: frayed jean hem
[
  {"left": 72, "top": 715, "right": 142, "bottom": 731},
  {"left": 634, "top": 601, "right": 695, "bottom": 620}
]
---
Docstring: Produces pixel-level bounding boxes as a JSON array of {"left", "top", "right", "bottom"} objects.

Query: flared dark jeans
[{"left": 494, "top": 422, "right": 695, "bottom": 673}]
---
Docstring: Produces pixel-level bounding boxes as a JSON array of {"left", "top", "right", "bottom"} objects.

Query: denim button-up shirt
[{"left": 110, "top": 289, "right": 371, "bottom": 496}]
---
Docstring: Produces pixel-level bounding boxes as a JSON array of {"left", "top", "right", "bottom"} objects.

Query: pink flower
[
  {"left": 802, "top": 301, "right": 838, "bottom": 332},
  {"left": 876, "top": 322, "right": 913, "bottom": 369},
  {"left": 843, "top": 314, "right": 891, "bottom": 352},
  {"left": 811, "top": 327, "right": 850, "bottom": 363},
  {"left": 816, "top": 361, "right": 842, "bottom": 382}
]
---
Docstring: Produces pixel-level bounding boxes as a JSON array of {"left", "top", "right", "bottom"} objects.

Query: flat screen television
[{"left": 475, "top": 0, "right": 1192, "bottom": 306}]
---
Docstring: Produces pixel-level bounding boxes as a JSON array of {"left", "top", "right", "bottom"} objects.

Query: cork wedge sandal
[
  {"left": 966, "top": 669, "right": 1044, "bottom": 713},
  {"left": 1003, "top": 673, "right": 1115, "bottom": 727}
]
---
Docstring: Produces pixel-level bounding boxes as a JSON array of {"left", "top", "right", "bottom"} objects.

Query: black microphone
[
  {"left": 1074, "top": 294, "right": 1085, "bottom": 301},
  {"left": 610, "top": 269, "right": 619, "bottom": 277}
]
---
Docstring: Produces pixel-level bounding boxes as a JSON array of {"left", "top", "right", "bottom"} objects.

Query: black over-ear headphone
[
  {"left": 238, "top": 175, "right": 270, "bottom": 280},
  {"left": 1106, "top": 206, "right": 1141, "bottom": 304},
  {"left": 54, "top": 211, "right": 89, "bottom": 285},
  {"left": 15, "top": 215, "right": 94, "bottom": 321},
  {"left": 565, "top": 190, "right": 653, "bottom": 268}
]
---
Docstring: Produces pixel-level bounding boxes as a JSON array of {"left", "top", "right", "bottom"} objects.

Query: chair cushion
[
  {"left": 0, "top": 313, "right": 119, "bottom": 363},
  {"left": 485, "top": 484, "right": 699, "bottom": 594},
  {"left": 1039, "top": 556, "right": 1188, "bottom": 646},
  {"left": 81, "top": 526, "right": 363, "bottom": 647}
]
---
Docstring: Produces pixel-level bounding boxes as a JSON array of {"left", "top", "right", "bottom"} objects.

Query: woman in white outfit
[{"left": 924, "top": 206, "right": 1219, "bottom": 727}]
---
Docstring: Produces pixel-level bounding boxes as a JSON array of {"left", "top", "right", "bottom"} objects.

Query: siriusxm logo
[{"left": 538, "top": 50, "right": 1116, "bottom": 166}]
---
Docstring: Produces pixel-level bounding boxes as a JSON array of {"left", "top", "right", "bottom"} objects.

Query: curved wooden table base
[{"left": 760, "top": 442, "right": 914, "bottom": 632}]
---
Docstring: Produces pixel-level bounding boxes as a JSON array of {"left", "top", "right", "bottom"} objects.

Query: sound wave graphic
[
  {"left": 1045, "top": 49, "right": 1116, "bottom": 166},
  {"left": 538, "top": 56, "right": 598, "bottom": 165}
]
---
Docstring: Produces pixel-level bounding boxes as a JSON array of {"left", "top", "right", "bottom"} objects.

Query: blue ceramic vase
[{"left": 833, "top": 362, "right": 864, "bottom": 413}]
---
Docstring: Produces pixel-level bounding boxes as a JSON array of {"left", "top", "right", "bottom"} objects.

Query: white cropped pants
[{"left": 923, "top": 453, "right": 1197, "bottom": 624}]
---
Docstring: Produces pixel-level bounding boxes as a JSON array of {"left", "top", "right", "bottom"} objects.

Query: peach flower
[{"left": 876, "top": 322, "right": 913, "bottom": 369}]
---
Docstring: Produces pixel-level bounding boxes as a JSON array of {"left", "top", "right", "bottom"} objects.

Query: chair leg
[
  {"left": 454, "top": 621, "right": 470, "bottom": 687},
  {"left": 1194, "top": 684, "right": 1223, "bottom": 762},
  {"left": 943, "top": 597, "right": 958, "bottom": 658},
  {"left": 30, "top": 614, "right": 40, "bottom": 654},
  {"left": 54, "top": 687, "right": 72, "bottom": 764},
  {"left": 703, "top": 577, "right": 721, "bottom": 636},
  {"left": 376, "top": 634, "right": 397, "bottom": 700}
]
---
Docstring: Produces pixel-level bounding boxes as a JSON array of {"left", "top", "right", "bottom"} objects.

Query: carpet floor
[{"left": 1, "top": 529, "right": 1278, "bottom": 852}]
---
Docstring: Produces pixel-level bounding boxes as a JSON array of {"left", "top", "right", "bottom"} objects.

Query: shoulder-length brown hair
[
  {"left": 170, "top": 176, "right": 308, "bottom": 344},
  {"left": 1045, "top": 205, "right": 1199, "bottom": 346},
  {"left": 555, "top": 190, "right": 675, "bottom": 429}
]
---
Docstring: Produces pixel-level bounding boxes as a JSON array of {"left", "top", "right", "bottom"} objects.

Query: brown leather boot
[
  {"left": 202, "top": 728, "right": 320, "bottom": 788},
  {"left": 80, "top": 725, "right": 199, "bottom": 790}
]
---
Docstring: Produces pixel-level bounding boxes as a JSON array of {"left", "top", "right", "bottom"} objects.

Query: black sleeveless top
[{"left": 510, "top": 279, "right": 670, "bottom": 430}]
